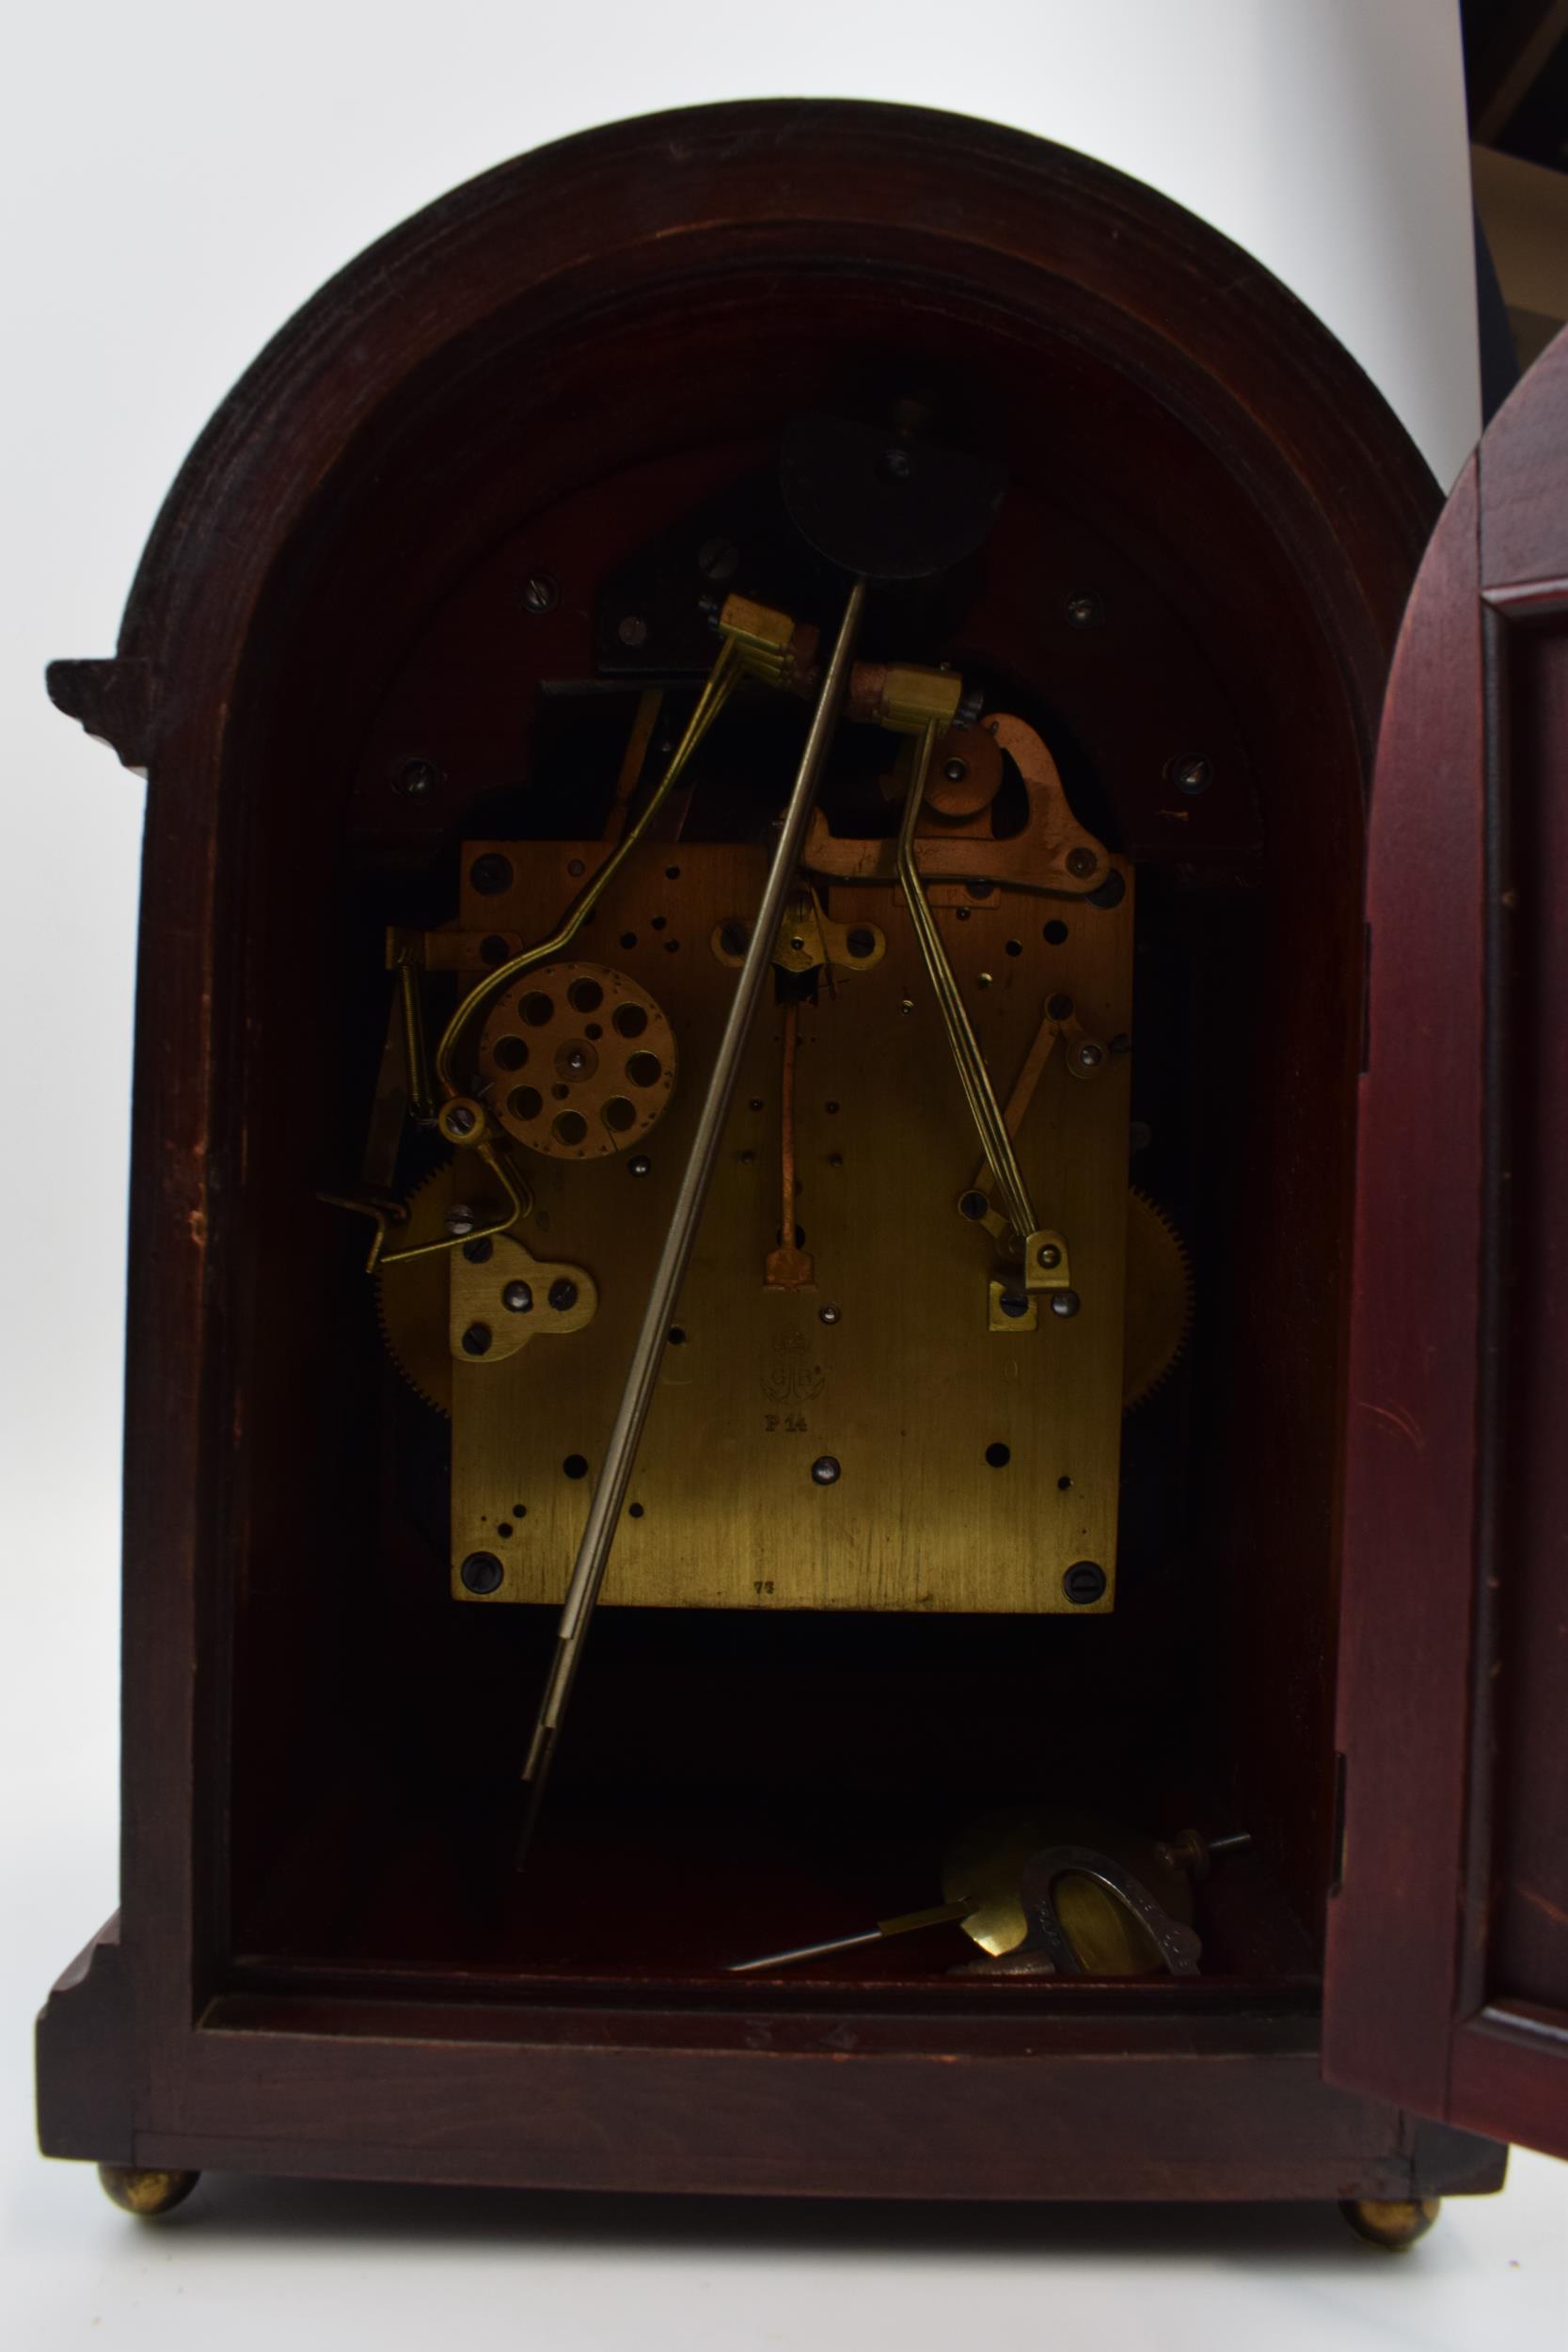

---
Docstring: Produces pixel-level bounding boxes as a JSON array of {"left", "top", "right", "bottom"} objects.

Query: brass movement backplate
[{"left": 423, "top": 818, "right": 1132, "bottom": 1613}]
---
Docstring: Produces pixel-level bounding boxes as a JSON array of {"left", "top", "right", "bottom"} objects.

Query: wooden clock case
[{"left": 35, "top": 100, "right": 1568, "bottom": 2223}]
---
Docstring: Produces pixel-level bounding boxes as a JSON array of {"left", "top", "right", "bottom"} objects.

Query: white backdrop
[{"left": 4, "top": 4, "right": 1560, "bottom": 2346}]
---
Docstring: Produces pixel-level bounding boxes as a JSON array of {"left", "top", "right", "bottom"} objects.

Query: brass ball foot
[
  {"left": 97, "top": 2165, "right": 200, "bottom": 2218},
  {"left": 1338, "top": 2196, "right": 1441, "bottom": 2250}
]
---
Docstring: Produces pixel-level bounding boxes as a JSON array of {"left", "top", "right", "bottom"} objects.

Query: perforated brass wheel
[{"left": 477, "top": 961, "right": 676, "bottom": 1160}]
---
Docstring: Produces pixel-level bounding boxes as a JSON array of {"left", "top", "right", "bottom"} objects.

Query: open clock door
[{"left": 1323, "top": 325, "right": 1568, "bottom": 2159}]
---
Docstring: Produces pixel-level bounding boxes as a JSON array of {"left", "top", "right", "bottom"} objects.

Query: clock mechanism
[{"left": 317, "top": 414, "right": 1216, "bottom": 1970}]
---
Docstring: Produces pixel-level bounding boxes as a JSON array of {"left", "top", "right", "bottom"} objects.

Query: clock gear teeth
[{"left": 1122, "top": 1189, "right": 1194, "bottom": 1412}]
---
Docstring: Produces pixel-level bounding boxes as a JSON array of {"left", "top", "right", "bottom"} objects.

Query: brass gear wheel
[
  {"left": 375, "top": 1159, "right": 490, "bottom": 1415},
  {"left": 1122, "top": 1187, "right": 1194, "bottom": 1411},
  {"left": 476, "top": 960, "right": 675, "bottom": 1161}
]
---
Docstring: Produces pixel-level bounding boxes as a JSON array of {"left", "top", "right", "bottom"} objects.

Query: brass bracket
[
  {"left": 711, "top": 887, "right": 885, "bottom": 977},
  {"left": 449, "top": 1234, "right": 597, "bottom": 1362},
  {"left": 851, "top": 662, "right": 966, "bottom": 737},
  {"left": 988, "top": 1279, "right": 1037, "bottom": 1333},
  {"left": 719, "top": 593, "right": 815, "bottom": 689}
]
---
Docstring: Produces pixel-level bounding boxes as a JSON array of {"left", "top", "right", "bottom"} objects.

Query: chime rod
[
  {"left": 895, "top": 721, "right": 1037, "bottom": 1246},
  {"left": 515, "top": 576, "right": 868, "bottom": 1859}
]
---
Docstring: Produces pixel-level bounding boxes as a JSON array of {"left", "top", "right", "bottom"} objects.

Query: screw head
[
  {"left": 697, "top": 537, "right": 739, "bottom": 583},
  {"left": 617, "top": 614, "right": 649, "bottom": 648},
  {"left": 461, "top": 1323, "right": 492, "bottom": 1356},
  {"left": 1063, "top": 1560, "right": 1107, "bottom": 1605},
  {"left": 395, "top": 756, "right": 439, "bottom": 796},
  {"left": 1037, "top": 1243, "right": 1062, "bottom": 1270},
  {"left": 943, "top": 758, "right": 968, "bottom": 784},
  {"left": 1075, "top": 1041, "right": 1105, "bottom": 1071},
  {"left": 521, "top": 574, "right": 559, "bottom": 614},
  {"left": 819, "top": 1305, "right": 842, "bottom": 1326},
  {"left": 1168, "top": 755, "right": 1213, "bottom": 796},
  {"left": 627, "top": 1155, "right": 651, "bottom": 1177},
  {"left": 468, "top": 853, "right": 514, "bottom": 896},
  {"left": 445, "top": 1104, "right": 478, "bottom": 1137},
  {"left": 1065, "top": 592, "right": 1104, "bottom": 628},
  {"left": 811, "top": 1455, "right": 842, "bottom": 1486},
  {"left": 460, "top": 1551, "right": 504, "bottom": 1595},
  {"left": 965, "top": 878, "right": 995, "bottom": 900},
  {"left": 564, "top": 1047, "right": 589, "bottom": 1073},
  {"left": 1050, "top": 1289, "right": 1082, "bottom": 1319},
  {"left": 879, "top": 445, "right": 912, "bottom": 484},
  {"left": 1066, "top": 847, "right": 1098, "bottom": 879},
  {"left": 502, "top": 1280, "right": 533, "bottom": 1313},
  {"left": 959, "top": 1190, "right": 990, "bottom": 1222},
  {"left": 462, "top": 1237, "right": 493, "bottom": 1263},
  {"left": 444, "top": 1203, "right": 476, "bottom": 1237},
  {"left": 998, "top": 1288, "right": 1029, "bottom": 1319},
  {"left": 547, "top": 1279, "right": 578, "bottom": 1312}
]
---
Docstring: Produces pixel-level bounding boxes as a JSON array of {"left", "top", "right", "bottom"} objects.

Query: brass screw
[
  {"left": 461, "top": 1323, "right": 492, "bottom": 1355},
  {"left": 547, "top": 1279, "right": 578, "bottom": 1312},
  {"left": 445, "top": 1204, "right": 476, "bottom": 1236},
  {"left": 1066, "top": 848, "right": 1098, "bottom": 879},
  {"left": 446, "top": 1104, "right": 477, "bottom": 1136},
  {"left": 819, "top": 1305, "right": 842, "bottom": 1326},
  {"left": 502, "top": 1281, "right": 533, "bottom": 1313},
  {"left": 811, "top": 1456, "right": 842, "bottom": 1485},
  {"left": 1037, "top": 1243, "right": 1062, "bottom": 1269},
  {"left": 522, "top": 575, "right": 559, "bottom": 614},
  {"left": 1050, "top": 1290, "right": 1082, "bottom": 1319},
  {"left": 1169, "top": 755, "right": 1213, "bottom": 795},
  {"left": 1075, "top": 1041, "right": 1104, "bottom": 1070},
  {"left": 627, "top": 1156, "right": 652, "bottom": 1178}
]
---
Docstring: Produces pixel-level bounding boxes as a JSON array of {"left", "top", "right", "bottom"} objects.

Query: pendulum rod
[
  {"left": 895, "top": 722, "right": 1037, "bottom": 1246},
  {"left": 727, "top": 1900, "right": 974, "bottom": 1976},
  {"left": 515, "top": 577, "right": 868, "bottom": 1858}
]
